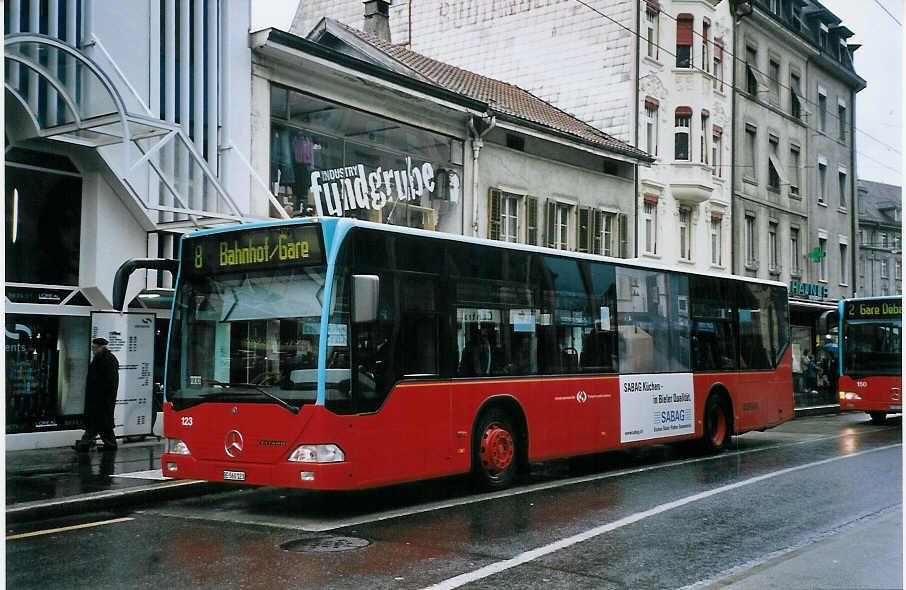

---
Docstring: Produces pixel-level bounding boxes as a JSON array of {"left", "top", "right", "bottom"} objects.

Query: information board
[{"left": 90, "top": 312, "right": 155, "bottom": 437}]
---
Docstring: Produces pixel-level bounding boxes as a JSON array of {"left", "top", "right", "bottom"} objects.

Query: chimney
[{"left": 363, "top": 0, "right": 391, "bottom": 41}]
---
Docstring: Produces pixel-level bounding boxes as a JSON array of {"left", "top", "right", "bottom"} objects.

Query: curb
[{"left": 6, "top": 479, "right": 228, "bottom": 523}]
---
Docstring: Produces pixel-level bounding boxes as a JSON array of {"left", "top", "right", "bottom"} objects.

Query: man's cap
[{"left": 92, "top": 337, "right": 109, "bottom": 346}]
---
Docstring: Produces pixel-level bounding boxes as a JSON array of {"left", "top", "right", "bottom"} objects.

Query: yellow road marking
[{"left": 6, "top": 517, "right": 134, "bottom": 540}]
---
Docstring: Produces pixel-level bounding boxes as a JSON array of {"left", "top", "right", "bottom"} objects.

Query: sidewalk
[{"left": 5, "top": 437, "right": 217, "bottom": 522}]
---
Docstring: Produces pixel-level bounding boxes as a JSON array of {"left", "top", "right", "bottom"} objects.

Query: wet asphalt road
[{"left": 6, "top": 413, "right": 902, "bottom": 590}]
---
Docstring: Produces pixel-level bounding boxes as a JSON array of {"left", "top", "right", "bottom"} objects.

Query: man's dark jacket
[{"left": 85, "top": 348, "right": 119, "bottom": 431}]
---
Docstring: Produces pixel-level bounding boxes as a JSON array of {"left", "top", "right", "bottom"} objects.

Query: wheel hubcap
[{"left": 480, "top": 424, "right": 514, "bottom": 474}]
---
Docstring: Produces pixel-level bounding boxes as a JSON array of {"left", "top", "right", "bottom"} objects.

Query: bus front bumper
[{"left": 161, "top": 453, "right": 357, "bottom": 490}]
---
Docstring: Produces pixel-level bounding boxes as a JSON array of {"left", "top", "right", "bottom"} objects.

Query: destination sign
[
  {"left": 184, "top": 225, "right": 324, "bottom": 274},
  {"left": 844, "top": 299, "right": 903, "bottom": 320}
]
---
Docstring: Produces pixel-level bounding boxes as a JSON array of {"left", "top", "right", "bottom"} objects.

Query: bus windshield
[
  {"left": 166, "top": 264, "right": 351, "bottom": 410},
  {"left": 842, "top": 318, "right": 902, "bottom": 377}
]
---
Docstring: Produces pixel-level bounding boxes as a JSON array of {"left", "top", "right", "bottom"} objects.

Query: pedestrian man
[{"left": 75, "top": 337, "right": 119, "bottom": 452}]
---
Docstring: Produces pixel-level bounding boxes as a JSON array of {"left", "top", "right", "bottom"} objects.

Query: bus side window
[{"left": 691, "top": 276, "right": 736, "bottom": 371}]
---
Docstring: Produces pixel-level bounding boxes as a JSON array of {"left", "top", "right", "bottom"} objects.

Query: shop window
[{"left": 6, "top": 315, "right": 90, "bottom": 433}]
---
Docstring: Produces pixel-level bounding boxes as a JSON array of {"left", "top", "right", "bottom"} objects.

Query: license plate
[
  {"left": 890, "top": 405, "right": 901, "bottom": 411},
  {"left": 223, "top": 470, "right": 246, "bottom": 481}
]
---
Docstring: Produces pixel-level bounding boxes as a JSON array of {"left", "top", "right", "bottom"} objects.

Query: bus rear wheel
[
  {"left": 702, "top": 395, "right": 731, "bottom": 452},
  {"left": 869, "top": 411, "right": 887, "bottom": 424},
  {"left": 473, "top": 409, "right": 518, "bottom": 491}
]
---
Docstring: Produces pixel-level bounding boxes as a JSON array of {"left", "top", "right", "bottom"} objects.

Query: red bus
[
  {"left": 838, "top": 296, "right": 902, "bottom": 423},
  {"left": 160, "top": 218, "right": 793, "bottom": 490}
]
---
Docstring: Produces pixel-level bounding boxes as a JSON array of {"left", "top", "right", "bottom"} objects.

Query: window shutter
[
  {"left": 545, "top": 200, "right": 556, "bottom": 248},
  {"left": 592, "top": 210, "right": 603, "bottom": 255},
  {"left": 676, "top": 14, "right": 693, "bottom": 45},
  {"left": 526, "top": 196, "right": 538, "bottom": 245},
  {"left": 488, "top": 189, "right": 501, "bottom": 240},
  {"left": 618, "top": 213, "right": 628, "bottom": 258}
]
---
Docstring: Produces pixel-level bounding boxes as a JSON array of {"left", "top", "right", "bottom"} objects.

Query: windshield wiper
[{"left": 201, "top": 381, "right": 299, "bottom": 413}]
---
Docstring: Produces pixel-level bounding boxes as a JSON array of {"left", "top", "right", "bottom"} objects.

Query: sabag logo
[{"left": 652, "top": 409, "right": 687, "bottom": 424}]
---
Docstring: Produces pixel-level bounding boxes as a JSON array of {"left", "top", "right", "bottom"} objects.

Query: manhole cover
[{"left": 281, "top": 535, "right": 371, "bottom": 553}]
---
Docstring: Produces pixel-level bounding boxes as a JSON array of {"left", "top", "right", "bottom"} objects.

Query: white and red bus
[
  {"left": 838, "top": 296, "right": 902, "bottom": 423},
  {"left": 160, "top": 218, "right": 793, "bottom": 490}
]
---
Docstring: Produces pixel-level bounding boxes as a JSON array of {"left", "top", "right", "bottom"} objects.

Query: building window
[
  {"left": 488, "top": 189, "right": 519, "bottom": 242},
  {"left": 700, "top": 112, "right": 709, "bottom": 164},
  {"left": 645, "top": 98, "right": 659, "bottom": 157},
  {"left": 768, "top": 135, "right": 781, "bottom": 191},
  {"left": 818, "top": 90, "right": 827, "bottom": 132},
  {"left": 702, "top": 19, "right": 711, "bottom": 72},
  {"left": 790, "top": 72, "right": 802, "bottom": 119},
  {"left": 745, "top": 214, "right": 757, "bottom": 265},
  {"left": 897, "top": 261, "right": 902, "bottom": 280},
  {"left": 679, "top": 207, "right": 692, "bottom": 260},
  {"left": 746, "top": 46, "right": 758, "bottom": 95},
  {"left": 644, "top": 197, "right": 658, "bottom": 255},
  {"left": 819, "top": 237, "right": 828, "bottom": 281},
  {"left": 769, "top": 221, "right": 779, "bottom": 272},
  {"left": 819, "top": 24, "right": 828, "bottom": 50},
  {"left": 5, "top": 150, "right": 83, "bottom": 285},
  {"left": 546, "top": 201, "right": 572, "bottom": 250},
  {"left": 768, "top": 58, "right": 781, "bottom": 104},
  {"left": 711, "top": 215, "right": 722, "bottom": 265},
  {"left": 712, "top": 127, "right": 723, "bottom": 177},
  {"left": 744, "top": 125, "right": 757, "bottom": 181},
  {"left": 840, "top": 243, "right": 848, "bottom": 285},
  {"left": 881, "top": 257, "right": 889, "bottom": 278},
  {"left": 838, "top": 103, "right": 847, "bottom": 140},
  {"left": 598, "top": 211, "right": 620, "bottom": 257},
  {"left": 675, "top": 109, "right": 691, "bottom": 161},
  {"left": 789, "top": 144, "right": 800, "bottom": 196},
  {"left": 818, "top": 162, "right": 827, "bottom": 204},
  {"left": 646, "top": 6, "right": 659, "bottom": 59},
  {"left": 713, "top": 40, "right": 724, "bottom": 91},
  {"left": 790, "top": 227, "right": 800, "bottom": 274},
  {"left": 882, "top": 232, "right": 889, "bottom": 248},
  {"left": 838, "top": 170, "right": 847, "bottom": 208},
  {"left": 676, "top": 14, "right": 693, "bottom": 68}
]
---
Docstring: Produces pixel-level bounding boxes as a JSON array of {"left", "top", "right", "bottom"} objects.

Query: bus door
[{"left": 350, "top": 270, "right": 452, "bottom": 485}]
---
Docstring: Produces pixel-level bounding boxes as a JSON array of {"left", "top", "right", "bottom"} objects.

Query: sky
[{"left": 251, "top": 0, "right": 903, "bottom": 186}]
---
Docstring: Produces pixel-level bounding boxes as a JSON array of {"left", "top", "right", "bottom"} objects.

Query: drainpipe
[
  {"left": 849, "top": 86, "right": 857, "bottom": 297},
  {"left": 634, "top": 0, "right": 641, "bottom": 258},
  {"left": 730, "top": 2, "right": 752, "bottom": 274},
  {"left": 468, "top": 115, "right": 496, "bottom": 237}
]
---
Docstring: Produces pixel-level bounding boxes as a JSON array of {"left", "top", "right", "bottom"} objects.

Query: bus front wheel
[
  {"left": 702, "top": 395, "right": 731, "bottom": 452},
  {"left": 473, "top": 409, "right": 518, "bottom": 490},
  {"left": 869, "top": 411, "right": 887, "bottom": 424}
]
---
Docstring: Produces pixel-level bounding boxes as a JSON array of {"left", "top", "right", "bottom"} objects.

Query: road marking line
[
  {"left": 281, "top": 430, "right": 883, "bottom": 532},
  {"left": 6, "top": 517, "right": 134, "bottom": 540},
  {"left": 420, "top": 443, "right": 901, "bottom": 590}
]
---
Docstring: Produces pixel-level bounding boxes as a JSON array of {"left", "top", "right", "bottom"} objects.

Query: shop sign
[
  {"left": 790, "top": 280, "right": 829, "bottom": 298},
  {"left": 310, "top": 157, "right": 438, "bottom": 217}
]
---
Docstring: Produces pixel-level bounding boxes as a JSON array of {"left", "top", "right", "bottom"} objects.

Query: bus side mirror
[{"left": 352, "top": 275, "right": 379, "bottom": 323}]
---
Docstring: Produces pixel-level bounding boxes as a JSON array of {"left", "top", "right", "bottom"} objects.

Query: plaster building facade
[
  {"left": 291, "top": 0, "right": 735, "bottom": 271},
  {"left": 856, "top": 180, "right": 902, "bottom": 297},
  {"left": 732, "top": 0, "right": 864, "bottom": 407}
]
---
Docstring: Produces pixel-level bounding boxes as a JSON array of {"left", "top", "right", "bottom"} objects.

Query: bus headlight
[
  {"left": 843, "top": 392, "right": 862, "bottom": 400},
  {"left": 167, "top": 438, "right": 191, "bottom": 455},
  {"left": 288, "top": 444, "right": 345, "bottom": 463}
]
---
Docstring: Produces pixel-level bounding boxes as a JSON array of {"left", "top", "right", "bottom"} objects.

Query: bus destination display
[
  {"left": 185, "top": 225, "right": 324, "bottom": 274},
  {"left": 844, "top": 299, "right": 902, "bottom": 320}
]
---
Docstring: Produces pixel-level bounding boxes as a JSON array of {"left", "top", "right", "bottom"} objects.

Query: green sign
[
  {"left": 790, "top": 280, "right": 828, "bottom": 298},
  {"left": 844, "top": 299, "right": 902, "bottom": 319}
]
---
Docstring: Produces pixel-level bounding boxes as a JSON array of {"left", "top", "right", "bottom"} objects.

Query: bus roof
[{"left": 183, "top": 217, "right": 789, "bottom": 290}]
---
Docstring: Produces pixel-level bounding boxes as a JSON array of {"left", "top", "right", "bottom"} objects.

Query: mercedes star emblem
[{"left": 224, "top": 430, "right": 244, "bottom": 458}]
